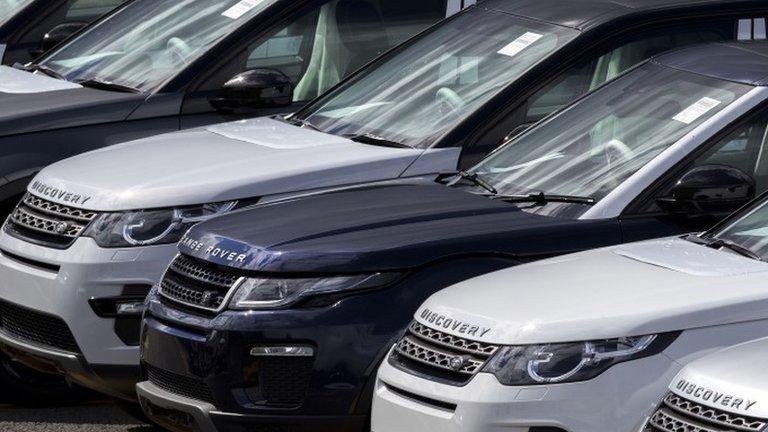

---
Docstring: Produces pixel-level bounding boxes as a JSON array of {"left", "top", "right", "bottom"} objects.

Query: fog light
[
  {"left": 116, "top": 301, "right": 146, "bottom": 316},
  {"left": 250, "top": 346, "right": 314, "bottom": 357},
  {"left": 89, "top": 296, "right": 147, "bottom": 317}
]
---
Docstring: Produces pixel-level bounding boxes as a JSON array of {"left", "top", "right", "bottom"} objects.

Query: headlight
[
  {"left": 229, "top": 273, "right": 400, "bottom": 310},
  {"left": 483, "top": 334, "right": 677, "bottom": 385},
  {"left": 83, "top": 201, "right": 237, "bottom": 247}
]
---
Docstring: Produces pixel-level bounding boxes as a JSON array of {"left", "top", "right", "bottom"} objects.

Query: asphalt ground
[{"left": 0, "top": 400, "right": 163, "bottom": 432}]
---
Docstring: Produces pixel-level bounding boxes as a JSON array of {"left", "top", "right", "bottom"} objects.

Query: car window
[
  {"left": 637, "top": 109, "right": 768, "bottom": 214},
  {"left": 65, "top": 0, "right": 124, "bottom": 21},
  {"left": 297, "top": 8, "right": 579, "bottom": 149},
  {"left": 243, "top": 0, "right": 447, "bottom": 102},
  {"left": 525, "top": 20, "right": 736, "bottom": 124},
  {"left": 40, "top": 0, "right": 277, "bottom": 92},
  {"left": 0, "top": 0, "right": 34, "bottom": 25},
  {"left": 471, "top": 62, "right": 752, "bottom": 216}
]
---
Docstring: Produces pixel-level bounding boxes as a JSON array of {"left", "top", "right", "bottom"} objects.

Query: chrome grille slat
[
  {"left": 394, "top": 335, "right": 485, "bottom": 376},
  {"left": 409, "top": 321, "right": 499, "bottom": 356},
  {"left": 648, "top": 407, "right": 726, "bottom": 432},
  {"left": 664, "top": 393, "right": 767, "bottom": 432},
  {"left": 169, "top": 254, "right": 239, "bottom": 288},
  {"left": 645, "top": 393, "right": 768, "bottom": 432},
  {"left": 10, "top": 207, "right": 83, "bottom": 238},
  {"left": 22, "top": 194, "right": 96, "bottom": 223},
  {"left": 5, "top": 193, "right": 97, "bottom": 248},
  {"left": 158, "top": 255, "right": 240, "bottom": 313},
  {"left": 390, "top": 321, "right": 501, "bottom": 385}
]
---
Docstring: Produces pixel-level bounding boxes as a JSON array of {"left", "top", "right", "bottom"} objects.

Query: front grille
[
  {"left": 146, "top": 364, "right": 216, "bottom": 405},
  {"left": 389, "top": 321, "right": 500, "bottom": 386},
  {"left": 159, "top": 255, "right": 241, "bottom": 313},
  {"left": 0, "top": 299, "right": 80, "bottom": 353},
  {"left": 645, "top": 393, "right": 768, "bottom": 432},
  {"left": 5, "top": 193, "right": 98, "bottom": 248}
]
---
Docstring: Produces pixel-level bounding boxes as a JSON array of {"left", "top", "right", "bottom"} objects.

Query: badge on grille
[
  {"left": 200, "top": 291, "right": 216, "bottom": 307},
  {"left": 450, "top": 356, "right": 467, "bottom": 371},
  {"left": 54, "top": 221, "right": 70, "bottom": 234}
]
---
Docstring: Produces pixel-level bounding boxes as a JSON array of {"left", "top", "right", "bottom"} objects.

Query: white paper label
[
  {"left": 498, "top": 32, "right": 543, "bottom": 58},
  {"left": 673, "top": 97, "right": 721, "bottom": 124},
  {"left": 222, "top": 0, "right": 263, "bottom": 19}
]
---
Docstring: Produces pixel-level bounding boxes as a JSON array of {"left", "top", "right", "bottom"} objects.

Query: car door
[
  {"left": 179, "top": 0, "right": 458, "bottom": 129},
  {"left": 620, "top": 104, "right": 768, "bottom": 242},
  {"left": 457, "top": 15, "right": 755, "bottom": 169}
]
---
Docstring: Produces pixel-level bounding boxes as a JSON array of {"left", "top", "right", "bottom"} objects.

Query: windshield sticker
[
  {"left": 222, "top": 0, "right": 263, "bottom": 19},
  {"left": 498, "top": 32, "right": 543, "bottom": 58},
  {"left": 673, "top": 97, "right": 721, "bottom": 124}
]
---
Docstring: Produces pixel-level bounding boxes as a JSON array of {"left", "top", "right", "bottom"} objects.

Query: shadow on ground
[{"left": 0, "top": 401, "right": 164, "bottom": 432}]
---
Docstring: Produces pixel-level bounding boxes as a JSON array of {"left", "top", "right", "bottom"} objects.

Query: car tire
[{"left": 0, "top": 353, "right": 91, "bottom": 406}]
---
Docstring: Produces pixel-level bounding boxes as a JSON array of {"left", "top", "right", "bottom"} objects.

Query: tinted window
[
  {"left": 525, "top": 20, "right": 736, "bottom": 123},
  {"left": 244, "top": 0, "right": 447, "bottom": 102}
]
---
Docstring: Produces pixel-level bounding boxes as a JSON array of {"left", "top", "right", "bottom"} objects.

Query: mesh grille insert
[
  {"left": 5, "top": 193, "right": 98, "bottom": 249},
  {"left": 146, "top": 364, "right": 215, "bottom": 405},
  {"left": 0, "top": 299, "right": 80, "bottom": 353},
  {"left": 644, "top": 393, "right": 768, "bottom": 432},
  {"left": 159, "top": 255, "right": 240, "bottom": 313},
  {"left": 390, "top": 321, "right": 499, "bottom": 386}
]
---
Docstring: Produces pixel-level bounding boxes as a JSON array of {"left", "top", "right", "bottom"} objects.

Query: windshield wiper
[
  {"left": 285, "top": 116, "right": 322, "bottom": 132},
  {"left": 685, "top": 234, "right": 763, "bottom": 262},
  {"left": 492, "top": 192, "right": 596, "bottom": 205},
  {"left": 75, "top": 79, "right": 141, "bottom": 94},
  {"left": 25, "top": 64, "right": 66, "bottom": 81},
  {"left": 344, "top": 132, "right": 412, "bottom": 149},
  {"left": 448, "top": 171, "right": 498, "bottom": 195}
]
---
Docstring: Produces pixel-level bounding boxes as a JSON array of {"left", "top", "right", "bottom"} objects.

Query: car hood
[
  {"left": 180, "top": 183, "right": 618, "bottom": 273},
  {"left": 0, "top": 66, "right": 144, "bottom": 136},
  {"left": 30, "top": 117, "right": 459, "bottom": 210},
  {"left": 416, "top": 237, "right": 768, "bottom": 345},
  {"left": 669, "top": 337, "right": 768, "bottom": 418}
]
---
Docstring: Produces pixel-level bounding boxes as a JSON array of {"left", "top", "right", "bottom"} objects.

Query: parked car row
[{"left": 1, "top": 1, "right": 768, "bottom": 432}]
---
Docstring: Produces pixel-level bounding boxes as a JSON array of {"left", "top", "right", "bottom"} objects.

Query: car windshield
[
  {"left": 471, "top": 62, "right": 753, "bottom": 204},
  {"left": 297, "top": 7, "right": 579, "bottom": 149},
  {"left": 708, "top": 199, "right": 768, "bottom": 261},
  {"left": 36, "top": 0, "right": 275, "bottom": 92},
  {"left": 0, "top": 0, "right": 33, "bottom": 24}
]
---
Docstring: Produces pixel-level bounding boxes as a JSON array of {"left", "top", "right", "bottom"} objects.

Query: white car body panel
[
  {"left": 415, "top": 237, "right": 768, "bottom": 345},
  {"left": 33, "top": 117, "right": 461, "bottom": 211},
  {"left": 0, "top": 65, "right": 82, "bottom": 94},
  {"left": 667, "top": 337, "right": 768, "bottom": 419},
  {"left": 373, "top": 237, "right": 768, "bottom": 432}
]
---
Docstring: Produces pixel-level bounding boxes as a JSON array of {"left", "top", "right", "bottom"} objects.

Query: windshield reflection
[
  {"left": 38, "top": 0, "right": 273, "bottom": 92},
  {"left": 470, "top": 62, "right": 752, "bottom": 216},
  {"left": 300, "top": 8, "right": 578, "bottom": 149}
]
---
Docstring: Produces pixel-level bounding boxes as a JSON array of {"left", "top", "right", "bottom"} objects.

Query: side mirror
[
  {"left": 657, "top": 164, "right": 755, "bottom": 216},
  {"left": 210, "top": 68, "right": 293, "bottom": 114},
  {"left": 37, "top": 22, "right": 87, "bottom": 56}
]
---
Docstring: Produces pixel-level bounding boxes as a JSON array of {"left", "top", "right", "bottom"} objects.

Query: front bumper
[
  {"left": 136, "top": 282, "right": 426, "bottom": 432},
  {"left": 0, "top": 230, "right": 175, "bottom": 398},
  {"left": 371, "top": 349, "right": 681, "bottom": 432}
]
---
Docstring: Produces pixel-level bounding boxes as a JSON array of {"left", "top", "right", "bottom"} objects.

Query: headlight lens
[
  {"left": 84, "top": 201, "right": 237, "bottom": 247},
  {"left": 483, "top": 334, "right": 667, "bottom": 385},
  {"left": 229, "top": 273, "right": 399, "bottom": 309}
]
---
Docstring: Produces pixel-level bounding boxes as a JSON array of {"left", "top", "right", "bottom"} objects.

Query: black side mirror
[
  {"left": 210, "top": 68, "right": 293, "bottom": 114},
  {"left": 36, "top": 22, "right": 87, "bottom": 56},
  {"left": 657, "top": 164, "right": 755, "bottom": 216}
]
